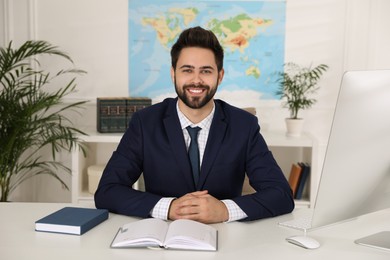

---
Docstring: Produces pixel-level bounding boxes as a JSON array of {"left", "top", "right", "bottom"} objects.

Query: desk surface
[{"left": 1, "top": 202, "right": 389, "bottom": 260}]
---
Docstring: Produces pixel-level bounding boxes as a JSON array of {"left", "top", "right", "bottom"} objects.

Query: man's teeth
[{"left": 189, "top": 89, "right": 203, "bottom": 93}]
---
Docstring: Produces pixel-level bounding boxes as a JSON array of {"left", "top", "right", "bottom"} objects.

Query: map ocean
[{"left": 128, "top": 0, "right": 286, "bottom": 104}]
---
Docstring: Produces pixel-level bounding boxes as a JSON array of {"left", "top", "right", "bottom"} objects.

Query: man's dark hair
[{"left": 170, "top": 26, "right": 224, "bottom": 71}]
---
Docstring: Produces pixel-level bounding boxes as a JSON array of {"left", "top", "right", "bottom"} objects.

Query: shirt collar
[{"left": 176, "top": 101, "right": 215, "bottom": 131}]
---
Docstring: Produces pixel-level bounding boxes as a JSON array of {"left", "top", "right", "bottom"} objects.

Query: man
[{"left": 95, "top": 26, "right": 294, "bottom": 223}]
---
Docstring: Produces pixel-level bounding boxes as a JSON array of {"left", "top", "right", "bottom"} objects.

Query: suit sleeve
[
  {"left": 232, "top": 117, "right": 295, "bottom": 221},
  {"left": 94, "top": 113, "right": 162, "bottom": 218}
]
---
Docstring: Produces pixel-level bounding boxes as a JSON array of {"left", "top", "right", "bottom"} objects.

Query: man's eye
[
  {"left": 182, "top": 69, "right": 192, "bottom": 73},
  {"left": 201, "top": 70, "right": 212, "bottom": 74}
]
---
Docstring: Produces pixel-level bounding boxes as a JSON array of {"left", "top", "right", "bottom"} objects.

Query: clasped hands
[{"left": 168, "top": 190, "right": 229, "bottom": 224}]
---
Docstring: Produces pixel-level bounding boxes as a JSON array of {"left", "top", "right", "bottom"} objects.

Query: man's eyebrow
[
  {"left": 199, "top": 66, "right": 215, "bottom": 70},
  {"left": 179, "top": 65, "right": 195, "bottom": 69},
  {"left": 178, "top": 65, "right": 215, "bottom": 70}
]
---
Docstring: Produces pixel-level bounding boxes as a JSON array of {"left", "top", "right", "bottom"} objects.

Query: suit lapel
[
  {"left": 198, "top": 101, "right": 227, "bottom": 190},
  {"left": 163, "top": 99, "right": 196, "bottom": 190}
]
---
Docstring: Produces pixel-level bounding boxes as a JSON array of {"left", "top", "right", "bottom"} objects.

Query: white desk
[{"left": 1, "top": 202, "right": 389, "bottom": 260}]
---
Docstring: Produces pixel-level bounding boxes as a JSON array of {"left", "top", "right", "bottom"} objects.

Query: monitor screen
[{"left": 311, "top": 69, "right": 390, "bottom": 229}]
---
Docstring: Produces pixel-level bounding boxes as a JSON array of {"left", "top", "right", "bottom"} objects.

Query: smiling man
[
  {"left": 172, "top": 48, "right": 221, "bottom": 111},
  {"left": 95, "top": 26, "right": 294, "bottom": 224}
]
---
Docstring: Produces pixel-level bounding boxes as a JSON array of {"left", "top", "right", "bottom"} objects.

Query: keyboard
[{"left": 278, "top": 214, "right": 313, "bottom": 231}]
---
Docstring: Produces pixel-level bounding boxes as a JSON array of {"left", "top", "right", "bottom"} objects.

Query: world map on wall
[{"left": 128, "top": 0, "right": 286, "bottom": 105}]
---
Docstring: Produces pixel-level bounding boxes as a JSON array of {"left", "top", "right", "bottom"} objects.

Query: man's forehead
[{"left": 175, "top": 47, "right": 218, "bottom": 70}]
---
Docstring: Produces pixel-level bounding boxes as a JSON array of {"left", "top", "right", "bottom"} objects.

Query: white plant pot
[{"left": 285, "top": 118, "right": 304, "bottom": 137}]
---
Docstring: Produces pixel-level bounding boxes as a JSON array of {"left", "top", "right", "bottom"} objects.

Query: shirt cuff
[
  {"left": 222, "top": 199, "right": 248, "bottom": 222},
  {"left": 150, "top": 197, "right": 176, "bottom": 220}
]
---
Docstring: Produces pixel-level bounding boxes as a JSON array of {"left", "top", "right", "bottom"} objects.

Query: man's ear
[
  {"left": 217, "top": 68, "right": 225, "bottom": 85},
  {"left": 170, "top": 67, "right": 175, "bottom": 83}
]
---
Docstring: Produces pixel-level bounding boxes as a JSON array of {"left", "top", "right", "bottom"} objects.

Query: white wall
[{"left": 1, "top": 0, "right": 390, "bottom": 202}]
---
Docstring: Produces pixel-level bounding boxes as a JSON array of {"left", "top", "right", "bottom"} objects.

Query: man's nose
[{"left": 191, "top": 72, "right": 204, "bottom": 85}]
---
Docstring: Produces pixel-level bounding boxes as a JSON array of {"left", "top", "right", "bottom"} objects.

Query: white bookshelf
[
  {"left": 261, "top": 130, "right": 319, "bottom": 208},
  {"left": 71, "top": 129, "right": 319, "bottom": 208}
]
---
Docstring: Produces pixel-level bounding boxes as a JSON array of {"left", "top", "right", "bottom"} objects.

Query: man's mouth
[
  {"left": 187, "top": 88, "right": 205, "bottom": 94},
  {"left": 184, "top": 84, "right": 209, "bottom": 96}
]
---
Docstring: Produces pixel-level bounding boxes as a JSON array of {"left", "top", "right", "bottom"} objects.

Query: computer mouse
[{"left": 286, "top": 235, "right": 320, "bottom": 249}]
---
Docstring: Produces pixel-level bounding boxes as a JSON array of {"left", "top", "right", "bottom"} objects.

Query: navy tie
[{"left": 186, "top": 126, "right": 201, "bottom": 185}]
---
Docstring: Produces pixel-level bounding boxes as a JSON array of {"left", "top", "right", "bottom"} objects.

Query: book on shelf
[
  {"left": 97, "top": 98, "right": 127, "bottom": 133},
  {"left": 97, "top": 97, "right": 151, "bottom": 133},
  {"left": 35, "top": 207, "right": 109, "bottom": 235},
  {"left": 295, "top": 162, "right": 310, "bottom": 200},
  {"left": 288, "top": 163, "right": 302, "bottom": 198},
  {"left": 110, "top": 218, "right": 218, "bottom": 251}
]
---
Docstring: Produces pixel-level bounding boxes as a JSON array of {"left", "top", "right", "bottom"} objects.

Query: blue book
[
  {"left": 35, "top": 207, "right": 109, "bottom": 235},
  {"left": 295, "top": 163, "right": 310, "bottom": 200}
]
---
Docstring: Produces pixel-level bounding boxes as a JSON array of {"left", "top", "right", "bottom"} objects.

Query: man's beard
[{"left": 174, "top": 79, "right": 218, "bottom": 109}]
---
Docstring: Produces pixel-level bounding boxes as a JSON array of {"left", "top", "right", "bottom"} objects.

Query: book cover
[
  {"left": 288, "top": 163, "right": 302, "bottom": 197},
  {"left": 111, "top": 218, "right": 217, "bottom": 251},
  {"left": 35, "top": 207, "right": 109, "bottom": 235},
  {"left": 97, "top": 97, "right": 151, "bottom": 133},
  {"left": 295, "top": 163, "right": 310, "bottom": 200},
  {"left": 97, "top": 98, "right": 127, "bottom": 133}
]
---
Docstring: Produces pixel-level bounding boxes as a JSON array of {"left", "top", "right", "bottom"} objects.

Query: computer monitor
[
  {"left": 280, "top": 70, "right": 390, "bottom": 231},
  {"left": 312, "top": 69, "right": 390, "bottom": 229}
]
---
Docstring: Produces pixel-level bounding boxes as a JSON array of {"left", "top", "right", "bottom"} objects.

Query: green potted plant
[
  {"left": 275, "top": 62, "right": 329, "bottom": 137},
  {"left": 0, "top": 40, "right": 87, "bottom": 201}
]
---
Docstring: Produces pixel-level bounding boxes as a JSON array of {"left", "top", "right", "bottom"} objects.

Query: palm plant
[
  {"left": 0, "top": 40, "right": 87, "bottom": 202},
  {"left": 275, "top": 62, "right": 329, "bottom": 119}
]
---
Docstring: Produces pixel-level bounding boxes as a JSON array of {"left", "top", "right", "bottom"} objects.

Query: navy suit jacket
[{"left": 95, "top": 98, "right": 294, "bottom": 221}]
